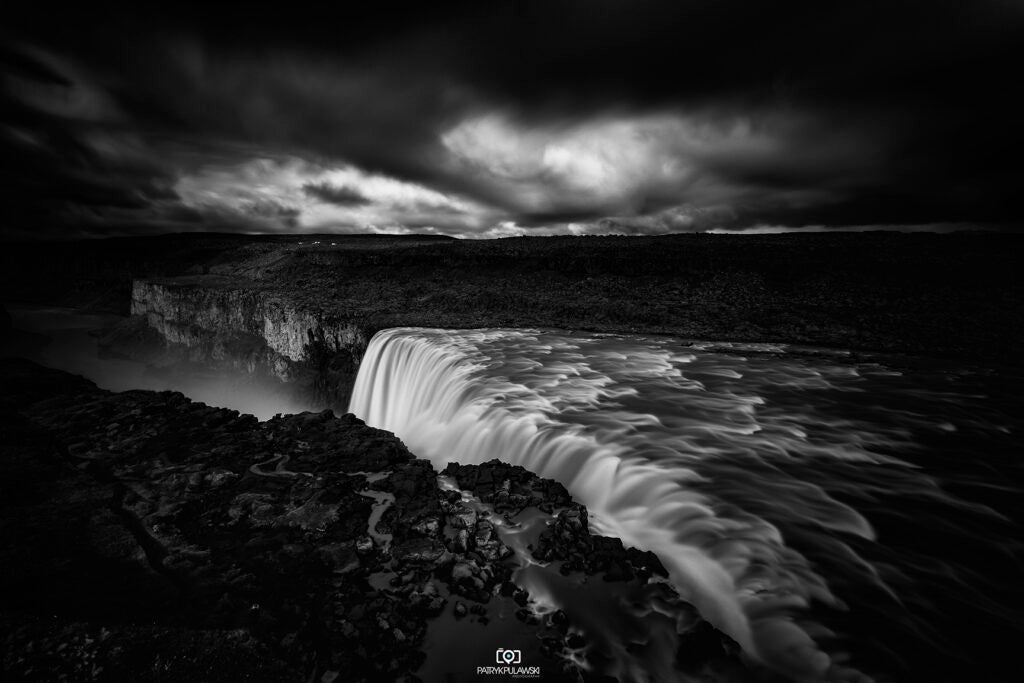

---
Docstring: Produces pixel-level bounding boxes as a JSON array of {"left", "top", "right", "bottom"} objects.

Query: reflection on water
[
  {"left": 4, "top": 306, "right": 315, "bottom": 420},
  {"left": 350, "top": 328, "right": 1024, "bottom": 682}
]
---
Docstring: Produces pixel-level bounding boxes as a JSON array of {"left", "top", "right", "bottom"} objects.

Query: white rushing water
[{"left": 349, "top": 328, "right": 1022, "bottom": 681}]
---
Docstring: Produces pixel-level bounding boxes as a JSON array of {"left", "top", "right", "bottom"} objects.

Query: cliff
[
  {"left": 130, "top": 279, "right": 368, "bottom": 364},
  {"left": 89, "top": 231, "right": 1023, "bottom": 417},
  {"left": 5, "top": 233, "right": 1022, "bottom": 361},
  {"left": 113, "top": 278, "right": 372, "bottom": 410},
  {"left": 0, "top": 360, "right": 744, "bottom": 682}
]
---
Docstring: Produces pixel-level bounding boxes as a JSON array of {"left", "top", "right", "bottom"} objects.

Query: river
[
  {"left": 350, "top": 327, "right": 1024, "bottom": 682},
  {"left": 6, "top": 309, "right": 1022, "bottom": 681}
]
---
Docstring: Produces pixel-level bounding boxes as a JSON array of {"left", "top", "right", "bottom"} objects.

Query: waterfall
[{"left": 349, "top": 327, "right": 900, "bottom": 680}]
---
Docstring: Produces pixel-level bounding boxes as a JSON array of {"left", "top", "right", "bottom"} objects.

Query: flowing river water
[
  {"left": 349, "top": 328, "right": 1024, "bottom": 682},
  {"left": 6, "top": 309, "right": 1022, "bottom": 681}
]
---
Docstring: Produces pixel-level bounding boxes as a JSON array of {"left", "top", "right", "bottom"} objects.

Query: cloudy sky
[{"left": 2, "top": 0, "right": 1023, "bottom": 239}]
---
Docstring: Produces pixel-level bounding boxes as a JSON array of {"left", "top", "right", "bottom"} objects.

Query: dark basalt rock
[
  {"left": 534, "top": 506, "right": 672, "bottom": 582},
  {"left": 442, "top": 460, "right": 743, "bottom": 677},
  {"left": 0, "top": 360, "right": 433, "bottom": 681},
  {"left": 392, "top": 538, "right": 452, "bottom": 567},
  {"left": 442, "top": 460, "right": 574, "bottom": 514},
  {"left": 443, "top": 460, "right": 669, "bottom": 581},
  {"left": 0, "top": 360, "right": 743, "bottom": 682}
]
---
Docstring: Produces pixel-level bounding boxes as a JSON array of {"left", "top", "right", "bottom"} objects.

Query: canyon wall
[
  {"left": 122, "top": 278, "right": 373, "bottom": 411},
  {"left": 7, "top": 232, "right": 1023, "bottom": 365}
]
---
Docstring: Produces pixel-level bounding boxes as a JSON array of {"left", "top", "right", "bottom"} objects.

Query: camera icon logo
[{"left": 496, "top": 648, "right": 522, "bottom": 664}]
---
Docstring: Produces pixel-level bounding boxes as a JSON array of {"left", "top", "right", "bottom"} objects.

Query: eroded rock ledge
[{"left": 0, "top": 360, "right": 743, "bottom": 682}]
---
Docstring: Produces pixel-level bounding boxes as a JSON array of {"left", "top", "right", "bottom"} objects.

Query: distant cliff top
[{"left": 2, "top": 232, "right": 1022, "bottom": 364}]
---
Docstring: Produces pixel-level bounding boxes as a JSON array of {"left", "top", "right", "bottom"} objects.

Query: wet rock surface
[
  {"left": 0, "top": 360, "right": 744, "bottom": 682},
  {"left": 442, "top": 460, "right": 666, "bottom": 582},
  {"left": 443, "top": 462, "right": 745, "bottom": 679}
]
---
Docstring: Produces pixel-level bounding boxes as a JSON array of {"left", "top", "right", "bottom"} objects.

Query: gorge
[{"left": 3, "top": 233, "right": 1023, "bottom": 682}]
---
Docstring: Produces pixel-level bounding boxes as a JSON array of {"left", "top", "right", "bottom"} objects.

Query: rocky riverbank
[{"left": 0, "top": 360, "right": 744, "bottom": 682}]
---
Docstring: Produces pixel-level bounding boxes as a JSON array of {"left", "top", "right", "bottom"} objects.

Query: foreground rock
[
  {"left": 0, "top": 360, "right": 744, "bottom": 681},
  {"left": 442, "top": 462, "right": 745, "bottom": 676}
]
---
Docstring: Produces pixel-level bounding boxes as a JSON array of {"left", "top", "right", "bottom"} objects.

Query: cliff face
[
  {"left": 6, "top": 232, "right": 1024, "bottom": 364},
  {"left": 125, "top": 279, "right": 372, "bottom": 410}
]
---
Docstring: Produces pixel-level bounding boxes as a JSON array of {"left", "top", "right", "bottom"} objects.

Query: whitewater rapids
[{"left": 349, "top": 327, "right": 1016, "bottom": 681}]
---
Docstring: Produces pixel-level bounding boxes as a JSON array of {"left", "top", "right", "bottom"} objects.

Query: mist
[{"left": 4, "top": 306, "right": 316, "bottom": 420}]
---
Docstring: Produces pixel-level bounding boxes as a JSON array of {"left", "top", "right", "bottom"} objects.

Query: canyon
[{"left": 2, "top": 232, "right": 1022, "bottom": 682}]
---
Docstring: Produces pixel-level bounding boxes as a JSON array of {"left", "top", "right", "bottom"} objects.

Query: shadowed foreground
[{"left": 0, "top": 359, "right": 743, "bottom": 682}]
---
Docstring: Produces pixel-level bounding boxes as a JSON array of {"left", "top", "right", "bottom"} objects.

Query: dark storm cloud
[
  {"left": 0, "top": 46, "right": 191, "bottom": 238},
  {"left": 302, "top": 182, "right": 372, "bottom": 207},
  {"left": 2, "top": 0, "right": 1023, "bottom": 238},
  {"left": 243, "top": 199, "right": 300, "bottom": 223}
]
